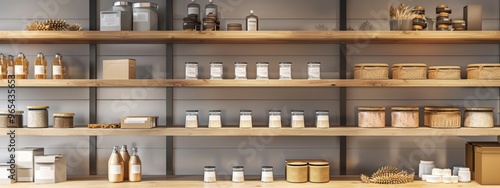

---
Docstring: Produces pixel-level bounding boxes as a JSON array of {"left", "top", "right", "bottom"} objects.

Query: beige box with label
[
  {"left": 121, "top": 116, "right": 158, "bottom": 129},
  {"left": 34, "top": 155, "right": 66, "bottom": 184},
  {"left": 103, "top": 59, "right": 136, "bottom": 79}
]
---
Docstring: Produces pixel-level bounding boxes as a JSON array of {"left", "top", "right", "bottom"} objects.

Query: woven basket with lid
[
  {"left": 391, "top": 107, "right": 419, "bottom": 128},
  {"left": 358, "top": 107, "right": 385, "bottom": 128},
  {"left": 428, "top": 66, "right": 461, "bottom": 79},
  {"left": 467, "top": 64, "right": 500, "bottom": 79},
  {"left": 464, "top": 107, "right": 494, "bottom": 128},
  {"left": 354, "top": 64, "right": 389, "bottom": 79},
  {"left": 424, "top": 107, "right": 461, "bottom": 128},
  {"left": 392, "top": 63, "right": 427, "bottom": 79}
]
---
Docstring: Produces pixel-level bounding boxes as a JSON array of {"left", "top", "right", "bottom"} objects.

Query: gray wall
[{"left": 0, "top": 0, "right": 498, "bottom": 177}]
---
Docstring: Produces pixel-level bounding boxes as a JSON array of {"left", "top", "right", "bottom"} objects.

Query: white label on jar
[
  {"left": 247, "top": 18, "right": 257, "bottom": 31},
  {"left": 209, "top": 115, "right": 221, "bottom": 121},
  {"left": 270, "top": 115, "right": 281, "bottom": 121},
  {"left": 232, "top": 171, "right": 244, "bottom": 182},
  {"left": 240, "top": 115, "right": 252, "bottom": 121},
  {"left": 204, "top": 171, "right": 216, "bottom": 182},
  {"left": 308, "top": 67, "right": 320, "bottom": 79},
  {"left": 133, "top": 12, "right": 149, "bottom": 22},
  {"left": 292, "top": 115, "right": 304, "bottom": 121},
  {"left": 131, "top": 165, "right": 141, "bottom": 174},
  {"left": 124, "top": 118, "right": 148, "bottom": 124},
  {"left": 235, "top": 67, "right": 247, "bottom": 79},
  {"left": 185, "top": 66, "right": 198, "bottom": 79},
  {"left": 186, "top": 115, "right": 197, "bottom": 121},
  {"left": 35, "top": 65, "right": 44, "bottom": 75},
  {"left": 15, "top": 65, "right": 24, "bottom": 75},
  {"left": 261, "top": 171, "right": 273, "bottom": 182},
  {"left": 317, "top": 115, "right": 329, "bottom": 121},
  {"left": 210, "top": 67, "right": 222, "bottom": 78},
  {"left": 280, "top": 66, "right": 291, "bottom": 79},
  {"left": 101, "top": 13, "right": 120, "bottom": 27},
  {"left": 257, "top": 67, "right": 268, "bottom": 78},
  {"left": 206, "top": 8, "right": 216, "bottom": 15},
  {"left": 53, "top": 65, "right": 62, "bottom": 75},
  {"left": 188, "top": 7, "right": 199, "bottom": 15},
  {"left": 109, "top": 165, "right": 121, "bottom": 175},
  {"left": 7, "top": 66, "right": 13, "bottom": 75},
  {"left": 35, "top": 167, "right": 54, "bottom": 180}
]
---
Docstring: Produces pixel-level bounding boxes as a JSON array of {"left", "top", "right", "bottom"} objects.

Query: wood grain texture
[
  {"left": 2, "top": 31, "right": 500, "bottom": 44},
  {"left": 2, "top": 127, "right": 500, "bottom": 136}
]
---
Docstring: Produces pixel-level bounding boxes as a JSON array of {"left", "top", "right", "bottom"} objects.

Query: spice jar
[
  {"left": 27, "top": 106, "right": 49, "bottom": 128},
  {"left": 185, "top": 62, "right": 198, "bottom": 80},
  {"left": 239, "top": 110, "right": 252, "bottom": 128},
  {"left": 309, "top": 160, "right": 330, "bottom": 183},
  {"left": 210, "top": 62, "right": 223, "bottom": 80},
  {"left": 53, "top": 113, "right": 74, "bottom": 128},
  {"left": 261, "top": 166, "right": 273, "bottom": 183},
  {"left": 358, "top": 107, "right": 385, "bottom": 128},
  {"left": 232, "top": 166, "right": 244, "bottom": 183},
  {"left": 52, "top": 53, "right": 65, "bottom": 79},
  {"left": 132, "top": 2, "right": 159, "bottom": 31},
  {"left": 315, "top": 110, "right": 329, "bottom": 128},
  {"left": 286, "top": 160, "right": 308, "bottom": 183},
  {"left": 291, "top": 110, "right": 305, "bottom": 128},
  {"left": 203, "top": 18, "right": 216, "bottom": 31},
  {"left": 208, "top": 110, "right": 222, "bottom": 128},
  {"left": 424, "top": 107, "right": 461, "bottom": 128},
  {"left": 256, "top": 62, "right": 269, "bottom": 80},
  {"left": 0, "top": 111, "right": 23, "bottom": 128},
  {"left": 185, "top": 110, "right": 199, "bottom": 128},
  {"left": 268, "top": 110, "right": 282, "bottom": 128},
  {"left": 279, "top": 62, "right": 292, "bottom": 80},
  {"left": 464, "top": 107, "right": 494, "bottom": 128},
  {"left": 234, "top": 62, "right": 247, "bottom": 80},
  {"left": 391, "top": 107, "right": 419, "bottom": 128},
  {"left": 308, "top": 62, "right": 321, "bottom": 80},
  {"left": 204, "top": 166, "right": 216, "bottom": 183}
]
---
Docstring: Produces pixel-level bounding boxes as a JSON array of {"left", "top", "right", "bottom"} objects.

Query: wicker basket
[
  {"left": 391, "top": 107, "right": 419, "bottom": 128},
  {"left": 467, "top": 64, "right": 500, "bottom": 79},
  {"left": 428, "top": 66, "right": 461, "bottom": 79},
  {"left": 392, "top": 64, "right": 427, "bottom": 79},
  {"left": 358, "top": 107, "right": 385, "bottom": 128},
  {"left": 424, "top": 107, "right": 461, "bottom": 128},
  {"left": 354, "top": 64, "right": 389, "bottom": 79},
  {"left": 464, "top": 107, "right": 494, "bottom": 128}
]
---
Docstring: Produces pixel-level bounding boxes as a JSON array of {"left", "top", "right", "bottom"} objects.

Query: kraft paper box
[
  {"left": 103, "top": 59, "right": 136, "bottom": 79},
  {"left": 474, "top": 144, "right": 500, "bottom": 185},
  {"left": 465, "top": 142, "right": 499, "bottom": 180},
  {"left": 17, "top": 168, "right": 33, "bottom": 182},
  {"left": 0, "top": 163, "right": 14, "bottom": 184},
  {"left": 34, "top": 155, "right": 66, "bottom": 184},
  {"left": 121, "top": 116, "right": 158, "bottom": 129},
  {"left": 15, "top": 147, "right": 44, "bottom": 169}
]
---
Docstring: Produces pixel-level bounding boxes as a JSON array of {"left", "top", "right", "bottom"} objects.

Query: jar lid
[
  {"left": 185, "top": 62, "right": 198, "bottom": 65},
  {"left": 256, "top": 62, "right": 269, "bottom": 65},
  {"left": 436, "top": 4, "right": 448, "bottom": 8},
  {"left": 468, "top": 64, "right": 500, "bottom": 68},
  {"left": 27, "top": 105, "right": 49, "bottom": 109},
  {"left": 453, "top": 20, "right": 465, "bottom": 24},
  {"left": 114, "top": 1, "right": 131, "bottom": 6},
  {"left": 391, "top": 107, "right": 419, "bottom": 111},
  {"left": 0, "top": 110, "right": 24, "bottom": 114},
  {"left": 53, "top": 113, "right": 75, "bottom": 117},
  {"left": 227, "top": 23, "right": 242, "bottom": 27},
  {"left": 204, "top": 166, "right": 215, "bottom": 169},
  {"left": 464, "top": 107, "right": 494, "bottom": 111},
  {"left": 240, "top": 110, "right": 252, "bottom": 113},
  {"left": 287, "top": 160, "right": 307, "bottom": 166},
  {"left": 269, "top": 110, "right": 281, "bottom": 112},
  {"left": 132, "top": 2, "right": 158, "bottom": 9},
  {"left": 210, "top": 62, "right": 223, "bottom": 64},
  {"left": 308, "top": 62, "right": 321, "bottom": 65},
  {"left": 232, "top": 166, "right": 244, "bottom": 170},
  {"left": 354, "top": 63, "right": 389, "bottom": 67},
  {"left": 424, "top": 107, "right": 460, "bottom": 111},
  {"left": 279, "top": 62, "right": 292, "bottom": 65},
  {"left": 209, "top": 110, "right": 222, "bottom": 113},
  {"left": 358, "top": 107, "right": 385, "bottom": 111},
  {"left": 262, "top": 166, "right": 273, "bottom": 169},
  {"left": 234, "top": 62, "right": 247, "bottom": 65},
  {"left": 428, "top": 66, "right": 461, "bottom": 70},
  {"left": 392, "top": 63, "right": 427, "bottom": 68},
  {"left": 309, "top": 160, "right": 329, "bottom": 166}
]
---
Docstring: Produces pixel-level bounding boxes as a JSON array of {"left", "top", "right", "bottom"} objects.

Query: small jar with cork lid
[
  {"left": 53, "top": 113, "right": 74, "bottom": 128},
  {"left": 27, "top": 106, "right": 49, "bottom": 128},
  {"left": 358, "top": 107, "right": 385, "bottom": 128},
  {"left": 0, "top": 110, "right": 23, "bottom": 128},
  {"left": 308, "top": 160, "right": 330, "bottom": 183},
  {"left": 286, "top": 160, "right": 308, "bottom": 183}
]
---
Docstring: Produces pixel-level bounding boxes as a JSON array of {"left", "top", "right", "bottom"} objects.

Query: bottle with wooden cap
[
  {"left": 108, "top": 146, "right": 124, "bottom": 183},
  {"left": 129, "top": 147, "right": 142, "bottom": 182},
  {"left": 52, "top": 53, "right": 65, "bottom": 79},
  {"left": 7, "top": 55, "right": 14, "bottom": 78},
  {"left": 120, "top": 145, "right": 131, "bottom": 180},
  {"left": 14, "top": 52, "right": 28, "bottom": 79},
  {"left": 246, "top": 10, "right": 258, "bottom": 31},
  {"left": 0, "top": 54, "right": 6, "bottom": 79},
  {"left": 34, "top": 53, "right": 47, "bottom": 79}
]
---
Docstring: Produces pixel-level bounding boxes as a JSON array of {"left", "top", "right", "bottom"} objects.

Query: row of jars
[
  {"left": 358, "top": 106, "right": 494, "bottom": 128},
  {"left": 204, "top": 166, "right": 273, "bottom": 183},
  {"left": 0, "top": 52, "right": 66, "bottom": 79},
  {"left": 0, "top": 106, "right": 74, "bottom": 128},
  {"left": 185, "top": 110, "right": 330, "bottom": 128}
]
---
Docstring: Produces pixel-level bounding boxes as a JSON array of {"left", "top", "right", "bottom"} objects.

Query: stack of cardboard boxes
[
  {"left": 12, "top": 147, "right": 66, "bottom": 184},
  {"left": 465, "top": 142, "right": 500, "bottom": 185}
]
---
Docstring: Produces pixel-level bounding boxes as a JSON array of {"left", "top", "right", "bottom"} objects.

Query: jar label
[
  {"left": 209, "top": 115, "right": 221, "bottom": 121},
  {"left": 188, "top": 7, "right": 199, "bottom": 15},
  {"left": 270, "top": 115, "right": 281, "bottom": 121},
  {"left": 280, "top": 67, "right": 291, "bottom": 79},
  {"left": 317, "top": 115, "right": 329, "bottom": 121},
  {"left": 261, "top": 171, "right": 273, "bottom": 182},
  {"left": 308, "top": 67, "right": 320, "bottom": 78},
  {"left": 232, "top": 171, "right": 244, "bottom": 181},
  {"left": 247, "top": 18, "right": 257, "bottom": 31},
  {"left": 186, "top": 115, "right": 197, "bottom": 121},
  {"left": 131, "top": 165, "right": 141, "bottom": 174},
  {"left": 206, "top": 8, "right": 216, "bottom": 15},
  {"left": 7, "top": 66, "right": 13, "bottom": 76},
  {"left": 235, "top": 67, "right": 247, "bottom": 79},
  {"left": 240, "top": 115, "right": 252, "bottom": 121},
  {"left": 35, "top": 65, "right": 45, "bottom": 75},
  {"left": 210, "top": 67, "right": 222, "bottom": 78},
  {"left": 292, "top": 115, "right": 304, "bottom": 121},
  {"left": 53, "top": 65, "right": 62, "bottom": 76},
  {"left": 15, "top": 65, "right": 24, "bottom": 75},
  {"left": 109, "top": 165, "right": 122, "bottom": 175},
  {"left": 134, "top": 12, "right": 149, "bottom": 23},
  {"left": 101, "top": 13, "right": 120, "bottom": 27},
  {"left": 257, "top": 67, "right": 268, "bottom": 78}
]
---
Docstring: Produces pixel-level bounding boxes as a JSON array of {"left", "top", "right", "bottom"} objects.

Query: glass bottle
[
  {"left": 0, "top": 54, "right": 6, "bottom": 79},
  {"left": 7, "top": 55, "right": 14, "bottom": 78},
  {"left": 120, "top": 145, "right": 130, "bottom": 180},
  {"left": 246, "top": 10, "right": 259, "bottom": 31},
  {"left": 129, "top": 147, "right": 142, "bottom": 182},
  {"left": 34, "top": 52, "right": 47, "bottom": 79},
  {"left": 205, "top": 0, "right": 218, "bottom": 16},
  {"left": 52, "top": 53, "right": 65, "bottom": 79},
  {"left": 188, "top": 0, "right": 200, "bottom": 20},
  {"left": 15, "top": 52, "right": 28, "bottom": 79},
  {"left": 108, "top": 146, "right": 124, "bottom": 183}
]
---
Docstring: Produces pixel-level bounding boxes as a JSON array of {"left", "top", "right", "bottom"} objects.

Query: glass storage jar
[
  {"left": 268, "top": 110, "right": 282, "bottom": 128},
  {"left": 308, "top": 62, "right": 321, "bottom": 80},
  {"left": 232, "top": 166, "right": 244, "bottom": 183},
  {"left": 234, "top": 62, "right": 247, "bottom": 80},
  {"left": 204, "top": 166, "right": 216, "bottom": 183},
  {"left": 0, "top": 110, "right": 23, "bottom": 128},
  {"left": 132, "top": 2, "right": 159, "bottom": 31},
  {"left": 208, "top": 110, "right": 222, "bottom": 128},
  {"left": 315, "top": 110, "right": 330, "bottom": 128},
  {"left": 185, "top": 62, "right": 198, "bottom": 80},
  {"left": 291, "top": 110, "right": 305, "bottom": 128},
  {"left": 210, "top": 62, "right": 223, "bottom": 79},
  {"left": 391, "top": 107, "right": 419, "bottom": 128},
  {"left": 185, "top": 110, "right": 199, "bottom": 128},
  {"left": 261, "top": 166, "right": 273, "bottom": 183},
  {"left": 256, "top": 62, "right": 269, "bottom": 80},
  {"left": 358, "top": 107, "right": 385, "bottom": 128},
  {"left": 239, "top": 110, "right": 252, "bottom": 128},
  {"left": 113, "top": 1, "right": 133, "bottom": 30},
  {"left": 53, "top": 113, "right": 74, "bottom": 128},
  {"left": 279, "top": 62, "right": 292, "bottom": 80},
  {"left": 27, "top": 106, "right": 49, "bottom": 128}
]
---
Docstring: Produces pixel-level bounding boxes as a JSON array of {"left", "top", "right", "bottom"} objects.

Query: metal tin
[{"left": 132, "top": 2, "right": 159, "bottom": 31}]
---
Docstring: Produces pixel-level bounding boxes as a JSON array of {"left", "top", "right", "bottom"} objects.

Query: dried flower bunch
[
  {"left": 361, "top": 166, "right": 415, "bottom": 184},
  {"left": 26, "top": 19, "right": 83, "bottom": 31},
  {"left": 390, "top": 3, "right": 419, "bottom": 20}
]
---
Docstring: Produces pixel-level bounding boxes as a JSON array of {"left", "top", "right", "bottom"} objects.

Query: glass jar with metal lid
[
  {"left": 391, "top": 107, "right": 419, "bottom": 128},
  {"left": 113, "top": 1, "right": 132, "bottom": 31},
  {"left": 203, "top": 166, "right": 216, "bottom": 183},
  {"left": 0, "top": 110, "right": 23, "bottom": 128},
  {"left": 209, "top": 62, "right": 223, "bottom": 80},
  {"left": 261, "top": 166, "right": 273, "bottom": 183},
  {"left": 309, "top": 160, "right": 330, "bottom": 183},
  {"left": 279, "top": 62, "right": 292, "bottom": 80},
  {"left": 132, "top": 2, "right": 159, "bottom": 31},
  {"left": 315, "top": 110, "right": 329, "bottom": 128},
  {"left": 308, "top": 62, "right": 321, "bottom": 80},
  {"left": 185, "top": 62, "right": 198, "bottom": 80},
  {"left": 268, "top": 110, "right": 282, "bottom": 128},
  {"left": 291, "top": 110, "right": 305, "bottom": 128},
  {"left": 464, "top": 107, "right": 494, "bottom": 128},
  {"left": 358, "top": 107, "right": 385, "bottom": 128},
  {"left": 256, "top": 62, "right": 269, "bottom": 80},
  {"left": 234, "top": 62, "right": 247, "bottom": 80},
  {"left": 53, "top": 113, "right": 74, "bottom": 128},
  {"left": 428, "top": 66, "right": 461, "bottom": 79},
  {"left": 424, "top": 107, "right": 461, "bottom": 128},
  {"left": 232, "top": 166, "right": 244, "bottom": 183},
  {"left": 27, "top": 106, "right": 49, "bottom": 128},
  {"left": 286, "top": 160, "right": 308, "bottom": 183},
  {"left": 208, "top": 110, "right": 222, "bottom": 128},
  {"left": 392, "top": 63, "right": 427, "bottom": 79}
]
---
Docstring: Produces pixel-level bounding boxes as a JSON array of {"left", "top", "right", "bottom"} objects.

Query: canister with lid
[
  {"left": 308, "top": 160, "right": 330, "bottom": 183},
  {"left": 391, "top": 107, "right": 419, "bottom": 128},
  {"left": 467, "top": 64, "right": 500, "bottom": 80},
  {"left": 232, "top": 166, "right": 244, "bottom": 183},
  {"left": 428, "top": 66, "right": 461, "bottom": 79},
  {"left": 208, "top": 110, "right": 222, "bottom": 128},
  {"left": 286, "top": 160, "right": 308, "bottom": 183},
  {"left": 353, "top": 64, "right": 389, "bottom": 79},
  {"left": 268, "top": 110, "right": 282, "bottom": 128},
  {"left": 256, "top": 62, "right": 269, "bottom": 80},
  {"left": 132, "top": 2, "right": 159, "bottom": 31},
  {"left": 308, "top": 62, "right": 321, "bottom": 80},
  {"left": 358, "top": 107, "right": 385, "bottom": 128},
  {"left": 185, "top": 110, "right": 199, "bottom": 128},
  {"left": 239, "top": 110, "right": 252, "bottom": 128},
  {"left": 27, "top": 106, "right": 49, "bottom": 128},
  {"left": 185, "top": 62, "right": 198, "bottom": 80},
  {"left": 315, "top": 110, "right": 329, "bottom": 128},
  {"left": 464, "top": 107, "right": 494, "bottom": 128},
  {"left": 0, "top": 111, "right": 23, "bottom": 128},
  {"left": 261, "top": 166, "right": 273, "bottom": 183},
  {"left": 392, "top": 63, "right": 427, "bottom": 79},
  {"left": 209, "top": 62, "right": 223, "bottom": 79},
  {"left": 279, "top": 62, "right": 292, "bottom": 80},
  {"left": 291, "top": 110, "right": 305, "bottom": 128},
  {"left": 234, "top": 62, "right": 247, "bottom": 80},
  {"left": 204, "top": 166, "right": 216, "bottom": 183},
  {"left": 113, "top": 1, "right": 132, "bottom": 30},
  {"left": 424, "top": 107, "right": 461, "bottom": 128},
  {"left": 53, "top": 113, "right": 74, "bottom": 128}
]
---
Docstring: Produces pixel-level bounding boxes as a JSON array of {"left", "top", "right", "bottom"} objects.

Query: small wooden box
[{"left": 103, "top": 59, "right": 136, "bottom": 79}]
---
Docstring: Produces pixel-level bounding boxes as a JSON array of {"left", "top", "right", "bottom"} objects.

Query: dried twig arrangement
[
  {"left": 26, "top": 19, "right": 83, "bottom": 31},
  {"left": 390, "top": 3, "right": 418, "bottom": 20},
  {"left": 361, "top": 166, "right": 415, "bottom": 184}
]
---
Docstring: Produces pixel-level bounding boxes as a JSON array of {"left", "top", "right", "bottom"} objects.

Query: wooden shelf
[
  {"left": 2, "top": 79, "right": 500, "bottom": 88},
  {"left": 1, "top": 31, "right": 500, "bottom": 44},
  {"left": 2, "top": 127, "right": 500, "bottom": 136}
]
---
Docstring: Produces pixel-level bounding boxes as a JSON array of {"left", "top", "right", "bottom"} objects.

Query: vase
[{"left": 390, "top": 19, "right": 413, "bottom": 31}]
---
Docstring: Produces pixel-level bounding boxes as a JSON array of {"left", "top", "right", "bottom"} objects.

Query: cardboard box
[
  {"left": 34, "top": 155, "right": 66, "bottom": 184},
  {"left": 465, "top": 142, "right": 499, "bottom": 180},
  {"left": 121, "top": 116, "right": 158, "bottom": 129},
  {"left": 0, "top": 163, "right": 14, "bottom": 184},
  {"left": 464, "top": 5, "right": 482, "bottom": 30},
  {"left": 15, "top": 147, "right": 44, "bottom": 169},
  {"left": 474, "top": 144, "right": 500, "bottom": 185},
  {"left": 17, "top": 168, "right": 33, "bottom": 182},
  {"left": 103, "top": 59, "right": 136, "bottom": 79}
]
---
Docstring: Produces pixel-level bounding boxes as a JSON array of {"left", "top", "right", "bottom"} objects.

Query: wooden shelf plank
[
  {"left": 1, "top": 31, "right": 500, "bottom": 44},
  {"left": 2, "top": 79, "right": 500, "bottom": 87},
  {"left": 2, "top": 127, "right": 500, "bottom": 136}
]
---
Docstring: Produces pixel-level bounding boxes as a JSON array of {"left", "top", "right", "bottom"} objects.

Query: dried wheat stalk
[
  {"left": 360, "top": 165, "right": 415, "bottom": 184},
  {"left": 389, "top": 3, "right": 418, "bottom": 20}
]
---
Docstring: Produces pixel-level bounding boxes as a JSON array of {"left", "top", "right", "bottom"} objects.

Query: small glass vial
[
  {"left": 268, "top": 110, "right": 282, "bottom": 128},
  {"left": 261, "top": 166, "right": 273, "bottom": 183},
  {"left": 239, "top": 110, "right": 252, "bottom": 128},
  {"left": 246, "top": 10, "right": 258, "bottom": 31},
  {"left": 291, "top": 110, "right": 305, "bottom": 128},
  {"left": 279, "top": 62, "right": 292, "bottom": 80},
  {"left": 185, "top": 62, "right": 198, "bottom": 80},
  {"left": 458, "top": 167, "right": 471, "bottom": 183},
  {"left": 185, "top": 110, "right": 199, "bottom": 128},
  {"left": 208, "top": 110, "right": 222, "bottom": 128},
  {"left": 232, "top": 166, "right": 244, "bottom": 183},
  {"left": 315, "top": 110, "right": 330, "bottom": 128},
  {"left": 53, "top": 113, "right": 74, "bottom": 128},
  {"left": 34, "top": 53, "right": 47, "bottom": 79},
  {"left": 27, "top": 106, "right": 49, "bottom": 128},
  {"left": 52, "top": 53, "right": 65, "bottom": 79},
  {"left": 204, "top": 166, "right": 216, "bottom": 183},
  {"left": 15, "top": 52, "right": 29, "bottom": 79},
  {"left": 234, "top": 62, "right": 247, "bottom": 80},
  {"left": 7, "top": 55, "right": 14, "bottom": 78},
  {"left": 210, "top": 62, "right": 223, "bottom": 80},
  {"left": 0, "top": 54, "right": 6, "bottom": 79},
  {"left": 308, "top": 62, "right": 321, "bottom": 80},
  {"left": 256, "top": 62, "right": 269, "bottom": 80}
]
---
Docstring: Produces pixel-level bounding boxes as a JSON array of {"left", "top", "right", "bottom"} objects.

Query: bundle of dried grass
[
  {"left": 361, "top": 166, "right": 414, "bottom": 184},
  {"left": 26, "top": 19, "right": 83, "bottom": 31},
  {"left": 390, "top": 3, "right": 418, "bottom": 20}
]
